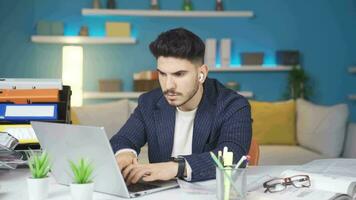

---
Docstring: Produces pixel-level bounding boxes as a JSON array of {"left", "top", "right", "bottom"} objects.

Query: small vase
[
  {"left": 78, "top": 26, "right": 89, "bottom": 36},
  {"left": 150, "top": 0, "right": 160, "bottom": 10},
  {"left": 70, "top": 182, "right": 94, "bottom": 200},
  {"left": 107, "top": 0, "right": 116, "bottom": 9},
  {"left": 215, "top": 0, "right": 224, "bottom": 11},
  {"left": 92, "top": 0, "right": 101, "bottom": 9},
  {"left": 27, "top": 177, "right": 50, "bottom": 200}
]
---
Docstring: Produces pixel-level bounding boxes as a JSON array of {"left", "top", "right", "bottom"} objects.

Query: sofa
[{"left": 71, "top": 99, "right": 356, "bottom": 165}]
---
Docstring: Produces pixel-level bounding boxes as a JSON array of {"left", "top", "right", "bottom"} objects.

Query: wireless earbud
[{"left": 199, "top": 73, "right": 204, "bottom": 82}]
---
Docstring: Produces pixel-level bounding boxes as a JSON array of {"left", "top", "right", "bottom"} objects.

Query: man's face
[{"left": 157, "top": 56, "right": 201, "bottom": 107}]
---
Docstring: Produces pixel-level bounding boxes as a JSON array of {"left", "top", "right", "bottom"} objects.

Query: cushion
[
  {"left": 70, "top": 109, "right": 80, "bottom": 125},
  {"left": 296, "top": 99, "right": 348, "bottom": 157},
  {"left": 128, "top": 100, "right": 138, "bottom": 113},
  {"left": 343, "top": 123, "right": 356, "bottom": 158},
  {"left": 71, "top": 99, "right": 131, "bottom": 140},
  {"left": 250, "top": 100, "right": 297, "bottom": 145},
  {"left": 259, "top": 145, "right": 324, "bottom": 165}
]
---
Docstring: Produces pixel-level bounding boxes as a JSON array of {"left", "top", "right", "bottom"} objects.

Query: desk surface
[{"left": 0, "top": 165, "right": 294, "bottom": 200}]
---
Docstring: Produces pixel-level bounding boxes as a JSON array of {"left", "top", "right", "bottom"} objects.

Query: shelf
[
  {"left": 209, "top": 66, "right": 293, "bottom": 72},
  {"left": 84, "top": 91, "right": 254, "bottom": 99},
  {"left": 31, "top": 36, "right": 136, "bottom": 44},
  {"left": 349, "top": 94, "right": 356, "bottom": 100},
  {"left": 349, "top": 67, "right": 356, "bottom": 73},
  {"left": 84, "top": 92, "right": 143, "bottom": 99},
  {"left": 82, "top": 9, "right": 254, "bottom": 18}
]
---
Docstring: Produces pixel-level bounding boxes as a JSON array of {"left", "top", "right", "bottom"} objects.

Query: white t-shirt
[{"left": 171, "top": 107, "right": 197, "bottom": 157}]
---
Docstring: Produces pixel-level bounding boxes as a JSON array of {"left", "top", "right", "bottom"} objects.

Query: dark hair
[{"left": 149, "top": 28, "right": 205, "bottom": 64}]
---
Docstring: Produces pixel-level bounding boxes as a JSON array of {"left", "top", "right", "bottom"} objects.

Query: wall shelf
[
  {"left": 84, "top": 92, "right": 143, "bottom": 99},
  {"left": 82, "top": 9, "right": 254, "bottom": 18},
  {"left": 349, "top": 94, "right": 356, "bottom": 100},
  {"left": 31, "top": 36, "right": 136, "bottom": 44},
  {"left": 84, "top": 91, "right": 254, "bottom": 99},
  {"left": 209, "top": 66, "right": 293, "bottom": 72},
  {"left": 349, "top": 67, "right": 356, "bottom": 73}
]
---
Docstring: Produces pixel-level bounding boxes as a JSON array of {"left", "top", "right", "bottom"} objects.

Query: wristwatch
[{"left": 172, "top": 156, "right": 186, "bottom": 179}]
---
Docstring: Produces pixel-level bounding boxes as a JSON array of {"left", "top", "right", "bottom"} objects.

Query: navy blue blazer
[{"left": 110, "top": 78, "right": 252, "bottom": 182}]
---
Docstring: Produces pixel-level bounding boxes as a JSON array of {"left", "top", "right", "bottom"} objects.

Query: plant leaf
[
  {"left": 28, "top": 158, "right": 36, "bottom": 178},
  {"left": 69, "top": 158, "right": 94, "bottom": 184},
  {"left": 34, "top": 154, "right": 40, "bottom": 178},
  {"left": 69, "top": 160, "right": 80, "bottom": 183},
  {"left": 38, "top": 153, "right": 49, "bottom": 178}
]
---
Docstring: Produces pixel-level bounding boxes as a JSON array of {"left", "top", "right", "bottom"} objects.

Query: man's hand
[
  {"left": 115, "top": 151, "right": 137, "bottom": 171},
  {"left": 123, "top": 162, "right": 178, "bottom": 185}
]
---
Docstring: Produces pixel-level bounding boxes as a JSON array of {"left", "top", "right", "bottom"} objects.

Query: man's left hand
[{"left": 123, "top": 162, "right": 178, "bottom": 185}]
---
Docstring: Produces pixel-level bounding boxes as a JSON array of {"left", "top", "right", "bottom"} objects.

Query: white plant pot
[
  {"left": 70, "top": 182, "right": 94, "bottom": 200},
  {"left": 27, "top": 177, "right": 50, "bottom": 200}
]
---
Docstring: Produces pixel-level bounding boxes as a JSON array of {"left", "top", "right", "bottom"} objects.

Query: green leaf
[
  {"left": 34, "top": 154, "right": 40, "bottom": 178},
  {"left": 28, "top": 159, "right": 36, "bottom": 178},
  {"left": 69, "top": 158, "right": 94, "bottom": 184},
  {"left": 39, "top": 151, "right": 49, "bottom": 169},
  {"left": 38, "top": 154, "right": 49, "bottom": 177},
  {"left": 69, "top": 160, "right": 78, "bottom": 182},
  {"left": 85, "top": 165, "right": 94, "bottom": 183},
  {"left": 27, "top": 150, "right": 51, "bottom": 179}
]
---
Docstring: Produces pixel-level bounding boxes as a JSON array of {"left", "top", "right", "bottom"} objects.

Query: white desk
[{"left": 0, "top": 166, "right": 294, "bottom": 200}]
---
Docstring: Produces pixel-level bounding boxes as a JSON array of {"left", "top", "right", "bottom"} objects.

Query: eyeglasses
[{"left": 263, "top": 175, "right": 311, "bottom": 193}]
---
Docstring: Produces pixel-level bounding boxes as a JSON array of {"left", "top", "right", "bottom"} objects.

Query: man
[{"left": 110, "top": 28, "right": 252, "bottom": 184}]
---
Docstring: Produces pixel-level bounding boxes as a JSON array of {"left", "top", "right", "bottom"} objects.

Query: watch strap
[{"left": 172, "top": 157, "right": 186, "bottom": 179}]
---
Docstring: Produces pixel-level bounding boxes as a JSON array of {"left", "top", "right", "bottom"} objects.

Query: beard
[{"left": 163, "top": 84, "right": 200, "bottom": 108}]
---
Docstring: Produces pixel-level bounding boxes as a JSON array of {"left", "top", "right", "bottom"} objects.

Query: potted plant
[
  {"left": 69, "top": 158, "right": 95, "bottom": 200},
  {"left": 26, "top": 150, "right": 51, "bottom": 200},
  {"left": 283, "top": 65, "right": 313, "bottom": 100}
]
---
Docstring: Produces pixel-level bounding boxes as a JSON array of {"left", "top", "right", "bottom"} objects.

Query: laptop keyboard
[{"left": 127, "top": 182, "right": 160, "bottom": 193}]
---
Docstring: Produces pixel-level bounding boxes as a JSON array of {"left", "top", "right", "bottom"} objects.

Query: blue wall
[{"left": 0, "top": 0, "right": 355, "bottom": 121}]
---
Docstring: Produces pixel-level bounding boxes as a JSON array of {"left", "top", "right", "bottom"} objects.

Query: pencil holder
[{"left": 216, "top": 166, "right": 247, "bottom": 200}]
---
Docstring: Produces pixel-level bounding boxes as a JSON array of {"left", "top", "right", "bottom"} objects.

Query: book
[
  {"left": 204, "top": 38, "right": 217, "bottom": 68},
  {"left": 0, "top": 88, "right": 59, "bottom": 104},
  {"left": 0, "top": 104, "right": 58, "bottom": 122},
  {"left": 249, "top": 159, "right": 356, "bottom": 200},
  {"left": 105, "top": 22, "right": 131, "bottom": 37},
  {"left": 0, "top": 78, "right": 62, "bottom": 90}
]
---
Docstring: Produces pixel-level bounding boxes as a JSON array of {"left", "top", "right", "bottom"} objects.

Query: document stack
[
  {"left": 0, "top": 132, "right": 24, "bottom": 169},
  {"left": 0, "top": 78, "right": 71, "bottom": 154}
]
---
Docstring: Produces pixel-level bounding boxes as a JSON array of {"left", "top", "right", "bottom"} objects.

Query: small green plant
[
  {"left": 27, "top": 150, "right": 51, "bottom": 179},
  {"left": 69, "top": 158, "right": 94, "bottom": 184},
  {"left": 283, "top": 65, "right": 313, "bottom": 100}
]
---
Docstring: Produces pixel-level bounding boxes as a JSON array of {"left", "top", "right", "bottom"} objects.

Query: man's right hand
[{"left": 115, "top": 151, "right": 138, "bottom": 171}]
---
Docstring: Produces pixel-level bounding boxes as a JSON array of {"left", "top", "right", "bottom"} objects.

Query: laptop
[{"left": 30, "top": 121, "right": 179, "bottom": 198}]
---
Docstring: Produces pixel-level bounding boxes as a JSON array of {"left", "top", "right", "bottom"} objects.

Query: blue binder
[{"left": 0, "top": 104, "right": 58, "bottom": 122}]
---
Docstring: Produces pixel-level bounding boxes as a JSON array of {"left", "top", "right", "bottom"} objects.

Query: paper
[
  {"left": 248, "top": 187, "right": 342, "bottom": 200},
  {"left": 294, "top": 159, "right": 356, "bottom": 177},
  {"left": 289, "top": 159, "right": 356, "bottom": 197},
  {"left": 5, "top": 105, "right": 55, "bottom": 117},
  {"left": 0, "top": 132, "right": 18, "bottom": 149},
  {"left": 282, "top": 169, "right": 356, "bottom": 196},
  {"left": 177, "top": 179, "right": 216, "bottom": 194},
  {"left": 0, "top": 125, "right": 38, "bottom": 144},
  {"left": 247, "top": 159, "right": 356, "bottom": 200}
]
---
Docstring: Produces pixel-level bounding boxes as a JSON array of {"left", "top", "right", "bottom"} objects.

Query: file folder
[
  {"left": 0, "top": 104, "right": 57, "bottom": 122},
  {"left": 0, "top": 78, "right": 62, "bottom": 90},
  {"left": 0, "top": 89, "right": 59, "bottom": 104},
  {"left": 0, "top": 124, "right": 38, "bottom": 144}
]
